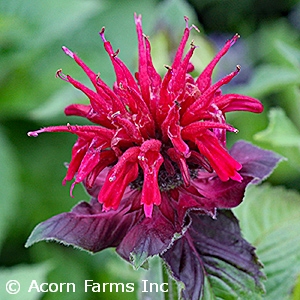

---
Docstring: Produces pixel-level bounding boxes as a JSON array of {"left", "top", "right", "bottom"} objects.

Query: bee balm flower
[
  {"left": 28, "top": 14, "right": 263, "bottom": 219},
  {"left": 27, "top": 15, "right": 284, "bottom": 299}
]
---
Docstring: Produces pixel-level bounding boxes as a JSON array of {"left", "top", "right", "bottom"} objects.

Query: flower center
[{"left": 130, "top": 163, "right": 199, "bottom": 192}]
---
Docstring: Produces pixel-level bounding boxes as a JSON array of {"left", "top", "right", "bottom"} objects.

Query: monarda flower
[{"left": 26, "top": 14, "right": 283, "bottom": 300}]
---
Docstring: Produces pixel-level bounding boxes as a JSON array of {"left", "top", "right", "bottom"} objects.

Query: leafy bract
[
  {"left": 230, "top": 140, "right": 285, "bottom": 184},
  {"left": 116, "top": 208, "right": 178, "bottom": 269},
  {"left": 25, "top": 198, "right": 143, "bottom": 253},
  {"left": 162, "top": 210, "right": 265, "bottom": 300}
]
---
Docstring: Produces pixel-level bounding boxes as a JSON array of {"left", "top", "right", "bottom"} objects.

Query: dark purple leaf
[
  {"left": 230, "top": 140, "right": 284, "bottom": 184},
  {"left": 162, "top": 210, "right": 265, "bottom": 300},
  {"left": 178, "top": 140, "right": 283, "bottom": 218},
  {"left": 25, "top": 197, "right": 142, "bottom": 252},
  {"left": 187, "top": 175, "right": 253, "bottom": 214},
  {"left": 117, "top": 207, "right": 179, "bottom": 269}
]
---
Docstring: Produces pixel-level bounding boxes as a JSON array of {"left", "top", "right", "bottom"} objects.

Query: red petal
[
  {"left": 172, "top": 17, "right": 193, "bottom": 71},
  {"left": 27, "top": 125, "right": 112, "bottom": 142},
  {"left": 64, "top": 104, "right": 114, "bottom": 128},
  {"left": 63, "top": 138, "right": 89, "bottom": 184},
  {"left": 157, "top": 67, "right": 173, "bottom": 125},
  {"left": 135, "top": 13, "right": 151, "bottom": 106},
  {"left": 167, "top": 148, "right": 190, "bottom": 186},
  {"left": 182, "top": 121, "right": 237, "bottom": 140},
  {"left": 98, "top": 147, "right": 140, "bottom": 211},
  {"left": 144, "top": 35, "right": 162, "bottom": 118},
  {"left": 139, "top": 150, "right": 164, "bottom": 217},
  {"left": 181, "top": 66, "right": 241, "bottom": 126},
  {"left": 138, "top": 139, "right": 164, "bottom": 217},
  {"left": 195, "top": 131, "right": 242, "bottom": 182},
  {"left": 169, "top": 43, "right": 196, "bottom": 98},
  {"left": 99, "top": 28, "right": 139, "bottom": 93},
  {"left": 196, "top": 33, "right": 239, "bottom": 93},
  {"left": 73, "top": 137, "right": 115, "bottom": 186},
  {"left": 161, "top": 104, "right": 190, "bottom": 157},
  {"left": 214, "top": 94, "right": 264, "bottom": 113},
  {"left": 84, "top": 150, "right": 117, "bottom": 189}
]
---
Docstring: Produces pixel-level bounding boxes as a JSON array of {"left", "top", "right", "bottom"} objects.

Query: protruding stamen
[
  {"left": 184, "top": 16, "right": 189, "bottom": 27},
  {"left": 112, "top": 49, "right": 120, "bottom": 58},
  {"left": 184, "top": 16, "right": 200, "bottom": 32},
  {"left": 164, "top": 65, "right": 172, "bottom": 71},
  {"left": 231, "top": 33, "right": 240, "bottom": 46},
  {"left": 55, "top": 69, "right": 68, "bottom": 81},
  {"left": 95, "top": 73, "right": 101, "bottom": 81},
  {"left": 142, "top": 33, "right": 149, "bottom": 40},
  {"left": 70, "top": 182, "right": 76, "bottom": 198},
  {"left": 191, "top": 24, "right": 200, "bottom": 32},
  {"left": 99, "top": 27, "right": 106, "bottom": 42}
]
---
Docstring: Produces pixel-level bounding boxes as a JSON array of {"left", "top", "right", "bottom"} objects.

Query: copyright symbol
[{"left": 6, "top": 280, "right": 20, "bottom": 294}]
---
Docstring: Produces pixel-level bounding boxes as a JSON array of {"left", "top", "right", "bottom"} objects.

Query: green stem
[
  {"left": 138, "top": 256, "right": 179, "bottom": 300},
  {"left": 162, "top": 260, "right": 179, "bottom": 300}
]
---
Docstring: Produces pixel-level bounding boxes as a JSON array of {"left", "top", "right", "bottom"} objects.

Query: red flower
[
  {"left": 26, "top": 16, "right": 284, "bottom": 299},
  {"left": 28, "top": 14, "right": 263, "bottom": 218}
]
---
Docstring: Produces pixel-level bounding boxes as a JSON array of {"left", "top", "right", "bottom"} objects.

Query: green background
[{"left": 1, "top": 0, "right": 300, "bottom": 299}]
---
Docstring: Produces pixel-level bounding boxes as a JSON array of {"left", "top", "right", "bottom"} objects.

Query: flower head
[
  {"left": 27, "top": 15, "right": 284, "bottom": 299},
  {"left": 28, "top": 14, "right": 263, "bottom": 218}
]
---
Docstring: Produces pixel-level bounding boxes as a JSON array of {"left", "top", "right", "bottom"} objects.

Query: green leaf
[
  {"left": 254, "top": 108, "right": 300, "bottom": 169},
  {"left": 232, "top": 65, "right": 300, "bottom": 98},
  {"left": 138, "top": 257, "right": 165, "bottom": 300},
  {"left": 275, "top": 40, "right": 300, "bottom": 69},
  {"left": 0, "top": 263, "right": 51, "bottom": 300},
  {"left": 201, "top": 276, "right": 216, "bottom": 300},
  {"left": 292, "top": 274, "right": 300, "bottom": 300},
  {"left": 0, "top": 0, "right": 103, "bottom": 118},
  {"left": 234, "top": 184, "right": 300, "bottom": 299},
  {"left": 250, "top": 19, "right": 300, "bottom": 66},
  {"left": 0, "top": 127, "right": 19, "bottom": 250},
  {"left": 255, "top": 108, "right": 300, "bottom": 147}
]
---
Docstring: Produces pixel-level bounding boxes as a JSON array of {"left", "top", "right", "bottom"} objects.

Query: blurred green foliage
[{"left": 1, "top": 0, "right": 300, "bottom": 299}]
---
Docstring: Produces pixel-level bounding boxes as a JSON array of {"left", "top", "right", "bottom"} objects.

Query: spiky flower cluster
[{"left": 28, "top": 14, "right": 263, "bottom": 217}]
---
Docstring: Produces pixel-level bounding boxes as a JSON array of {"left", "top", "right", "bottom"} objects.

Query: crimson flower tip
[
  {"left": 27, "top": 131, "right": 38, "bottom": 137},
  {"left": 62, "top": 46, "right": 74, "bottom": 58},
  {"left": 134, "top": 12, "right": 142, "bottom": 24}
]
